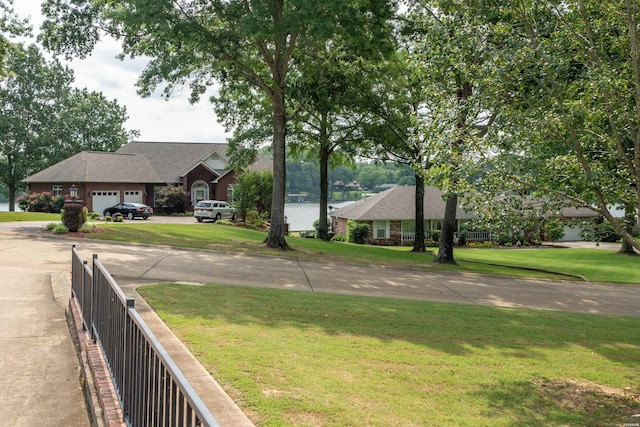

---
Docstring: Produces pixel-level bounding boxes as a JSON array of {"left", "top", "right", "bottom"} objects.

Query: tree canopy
[
  {"left": 41, "top": 0, "right": 395, "bottom": 248},
  {"left": 0, "top": 44, "right": 135, "bottom": 209}
]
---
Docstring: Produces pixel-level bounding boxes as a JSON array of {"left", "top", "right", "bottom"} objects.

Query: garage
[
  {"left": 124, "top": 190, "right": 143, "bottom": 204},
  {"left": 562, "top": 224, "right": 585, "bottom": 241},
  {"left": 92, "top": 191, "right": 120, "bottom": 215}
]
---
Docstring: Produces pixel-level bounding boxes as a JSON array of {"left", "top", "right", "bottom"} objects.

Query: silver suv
[{"left": 194, "top": 200, "right": 237, "bottom": 222}]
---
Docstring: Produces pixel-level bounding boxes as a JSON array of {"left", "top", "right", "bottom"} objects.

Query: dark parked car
[{"left": 103, "top": 202, "right": 153, "bottom": 220}]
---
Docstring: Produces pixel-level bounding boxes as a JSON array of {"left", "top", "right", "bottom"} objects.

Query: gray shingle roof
[
  {"left": 331, "top": 186, "right": 601, "bottom": 222},
  {"left": 23, "top": 151, "right": 162, "bottom": 183},
  {"left": 116, "top": 141, "right": 230, "bottom": 183},
  {"left": 331, "top": 186, "right": 476, "bottom": 221}
]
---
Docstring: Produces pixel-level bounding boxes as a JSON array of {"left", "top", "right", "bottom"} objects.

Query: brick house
[
  {"left": 330, "top": 186, "right": 478, "bottom": 245},
  {"left": 330, "top": 185, "right": 600, "bottom": 244},
  {"left": 23, "top": 141, "right": 271, "bottom": 215}
]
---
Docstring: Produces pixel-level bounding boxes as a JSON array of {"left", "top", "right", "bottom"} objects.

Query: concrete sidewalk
[
  {"left": 1, "top": 225, "right": 639, "bottom": 426},
  {"left": 0, "top": 238, "right": 88, "bottom": 426}
]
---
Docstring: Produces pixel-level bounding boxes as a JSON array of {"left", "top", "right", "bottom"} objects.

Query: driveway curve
[{"left": 1, "top": 218, "right": 637, "bottom": 317}]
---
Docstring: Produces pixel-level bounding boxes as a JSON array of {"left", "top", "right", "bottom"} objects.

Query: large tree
[
  {"left": 406, "top": 1, "right": 500, "bottom": 263},
  {"left": 287, "top": 46, "right": 380, "bottom": 241},
  {"left": 0, "top": 44, "right": 133, "bottom": 209},
  {"left": 41, "top": 0, "right": 393, "bottom": 249},
  {"left": 484, "top": 0, "right": 640, "bottom": 253},
  {"left": 0, "top": 0, "right": 29, "bottom": 76}
]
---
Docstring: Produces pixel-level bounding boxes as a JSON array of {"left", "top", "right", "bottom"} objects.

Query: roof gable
[{"left": 116, "top": 141, "right": 230, "bottom": 183}]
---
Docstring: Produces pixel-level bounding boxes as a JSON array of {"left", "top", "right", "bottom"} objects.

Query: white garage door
[
  {"left": 562, "top": 225, "right": 584, "bottom": 241},
  {"left": 124, "top": 190, "right": 143, "bottom": 204},
  {"left": 92, "top": 191, "right": 120, "bottom": 215}
]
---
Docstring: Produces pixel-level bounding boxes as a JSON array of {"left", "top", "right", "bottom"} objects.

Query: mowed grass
[
  {"left": 86, "top": 222, "right": 640, "bottom": 283},
  {"left": 0, "top": 211, "right": 60, "bottom": 221},
  {"left": 139, "top": 283, "right": 640, "bottom": 427},
  {"left": 454, "top": 247, "right": 640, "bottom": 284}
]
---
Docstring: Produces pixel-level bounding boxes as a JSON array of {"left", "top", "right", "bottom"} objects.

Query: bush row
[{"left": 18, "top": 192, "right": 66, "bottom": 213}]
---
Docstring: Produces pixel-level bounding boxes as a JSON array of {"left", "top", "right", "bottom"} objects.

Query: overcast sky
[{"left": 12, "top": 2, "right": 230, "bottom": 143}]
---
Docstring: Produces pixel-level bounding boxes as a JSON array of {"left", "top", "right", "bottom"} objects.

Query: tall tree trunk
[
  {"left": 618, "top": 203, "right": 638, "bottom": 255},
  {"left": 8, "top": 183, "right": 16, "bottom": 212},
  {"left": 265, "top": 91, "right": 289, "bottom": 249},
  {"left": 318, "top": 138, "right": 330, "bottom": 241},
  {"left": 435, "top": 79, "right": 471, "bottom": 264},
  {"left": 412, "top": 172, "right": 426, "bottom": 252},
  {"left": 435, "top": 195, "right": 458, "bottom": 264}
]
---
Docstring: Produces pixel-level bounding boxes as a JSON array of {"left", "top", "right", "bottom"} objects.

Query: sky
[{"left": 12, "top": 2, "right": 230, "bottom": 143}]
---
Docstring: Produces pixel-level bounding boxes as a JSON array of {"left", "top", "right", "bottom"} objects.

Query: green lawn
[
  {"left": 454, "top": 247, "right": 640, "bottom": 284},
  {"left": 82, "top": 222, "right": 640, "bottom": 283},
  {"left": 139, "top": 283, "right": 640, "bottom": 427},
  {"left": 0, "top": 211, "right": 60, "bottom": 221}
]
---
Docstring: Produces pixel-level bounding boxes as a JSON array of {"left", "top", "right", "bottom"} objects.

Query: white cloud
[{"left": 11, "top": 1, "right": 230, "bottom": 143}]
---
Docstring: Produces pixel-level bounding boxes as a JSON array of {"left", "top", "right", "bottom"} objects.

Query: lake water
[
  {"left": 284, "top": 201, "right": 354, "bottom": 231},
  {"left": 285, "top": 203, "right": 320, "bottom": 231},
  {"left": 0, "top": 202, "right": 19, "bottom": 212}
]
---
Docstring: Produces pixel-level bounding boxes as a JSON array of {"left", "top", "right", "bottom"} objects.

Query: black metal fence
[{"left": 71, "top": 245, "right": 220, "bottom": 427}]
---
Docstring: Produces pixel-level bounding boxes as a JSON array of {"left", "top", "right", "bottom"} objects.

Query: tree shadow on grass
[
  {"left": 473, "top": 378, "right": 640, "bottom": 427},
  {"left": 138, "top": 283, "right": 640, "bottom": 367}
]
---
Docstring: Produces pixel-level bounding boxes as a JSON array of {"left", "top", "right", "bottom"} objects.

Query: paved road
[{"left": 1, "top": 219, "right": 637, "bottom": 317}]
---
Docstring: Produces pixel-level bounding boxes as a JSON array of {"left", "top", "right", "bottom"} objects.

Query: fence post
[
  {"left": 71, "top": 244, "right": 76, "bottom": 298},
  {"left": 92, "top": 254, "right": 98, "bottom": 344},
  {"left": 82, "top": 259, "right": 88, "bottom": 331},
  {"left": 123, "top": 297, "right": 135, "bottom": 424}
]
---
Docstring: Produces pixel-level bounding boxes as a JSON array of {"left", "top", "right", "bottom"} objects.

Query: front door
[{"left": 191, "top": 181, "right": 209, "bottom": 205}]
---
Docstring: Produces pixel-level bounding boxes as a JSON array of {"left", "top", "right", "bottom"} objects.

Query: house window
[
  {"left": 373, "top": 220, "right": 389, "bottom": 239},
  {"left": 227, "top": 185, "right": 234, "bottom": 203},
  {"left": 52, "top": 185, "right": 62, "bottom": 196}
]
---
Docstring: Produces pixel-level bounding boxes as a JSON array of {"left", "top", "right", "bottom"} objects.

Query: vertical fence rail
[{"left": 71, "top": 246, "right": 219, "bottom": 427}]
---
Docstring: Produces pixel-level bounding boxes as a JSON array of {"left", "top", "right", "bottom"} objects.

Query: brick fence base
[{"left": 67, "top": 295, "right": 125, "bottom": 427}]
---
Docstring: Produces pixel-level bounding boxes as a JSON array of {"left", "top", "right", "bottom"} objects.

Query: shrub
[
  {"left": 543, "top": 219, "right": 566, "bottom": 243},
  {"left": 90, "top": 211, "right": 100, "bottom": 220},
  {"left": 430, "top": 230, "right": 440, "bottom": 242},
  {"left": 457, "top": 231, "right": 467, "bottom": 246},
  {"left": 80, "top": 223, "right": 95, "bottom": 233},
  {"left": 331, "top": 234, "right": 347, "bottom": 242},
  {"left": 244, "top": 210, "right": 269, "bottom": 228},
  {"left": 234, "top": 171, "right": 273, "bottom": 221},
  {"left": 18, "top": 191, "right": 66, "bottom": 213},
  {"left": 424, "top": 239, "right": 439, "bottom": 247},
  {"left": 17, "top": 193, "right": 29, "bottom": 211},
  {"left": 53, "top": 224, "right": 69, "bottom": 234},
  {"left": 62, "top": 204, "right": 84, "bottom": 232},
  {"left": 467, "top": 241, "right": 498, "bottom": 249},
  {"left": 155, "top": 185, "right": 187, "bottom": 213},
  {"left": 112, "top": 213, "right": 123, "bottom": 222},
  {"left": 347, "top": 220, "right": 369, "bottom": 244},
  {"left": 45, "top": 223, "right": 58, "bottom": 231}
]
